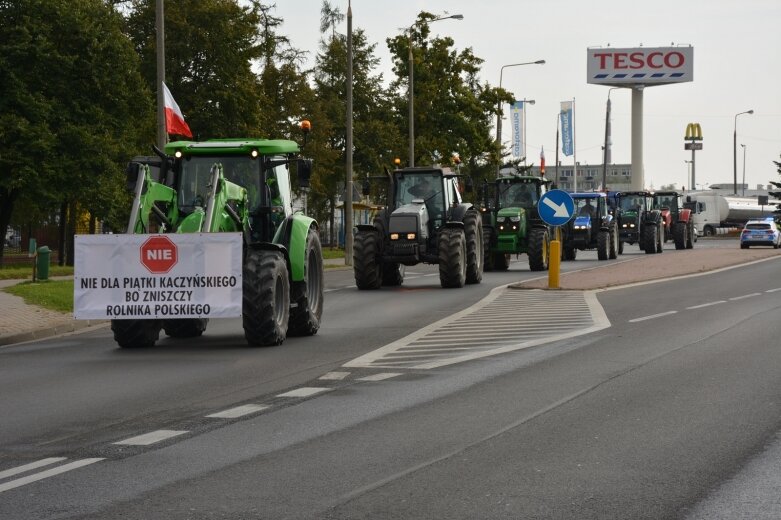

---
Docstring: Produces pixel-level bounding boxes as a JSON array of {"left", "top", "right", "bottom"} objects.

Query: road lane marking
[
  {"left": 0, "top": 458, "right": 104, "bottom": 494},
  {"left": 345, "top": 287, "right": 610, "bottom": 370},
  {"left": 765, "top": 288, "right": 781, "bottom": 293},
  {"left": 358, "top": 373, "right": 402, "bottom": 382},
  {"left": 729, "top": 293, "right": 762, "bottom": 301},
  {"left": 206, "top": 404, "right": 269, "bottom": 419},
  {"left": 114, "top": 430, "right": 188, "bottom": 446},
  {"left": 628, "top": 311, "right": 677, "bottom": 323},
  {"left": 0, "top": 458, "right": 67, "bottom": 480},
  {"left": 686, "top": 300, "right": 727, "bottom": 310},
  {"left": 277, "top": 387, "right": 332, "bottom": 398},
  {"left": 319, "top": 371, "right": 351, "bottom": 381}
]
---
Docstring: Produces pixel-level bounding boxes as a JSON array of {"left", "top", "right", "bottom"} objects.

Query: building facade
[{"left": 526, "top": 163, "right": 634, "bottom": 192}]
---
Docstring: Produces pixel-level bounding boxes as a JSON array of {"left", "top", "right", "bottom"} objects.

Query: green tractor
[
  {"left": 113, "top": 136, "right": 323, "bottom": 348},
  {"left": 481, "top": 174, "right": 552, "bottom": 271}
]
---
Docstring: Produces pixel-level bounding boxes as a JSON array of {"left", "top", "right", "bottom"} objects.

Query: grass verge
[
  {"left": 0, "top": 265, "right": 74, "bottom": 280},
  {"left": 322, "top": 247, "right": 345, "bottom": 260},
  {"left": 3, "top": 280, "right": 73, "bottom": 313}
]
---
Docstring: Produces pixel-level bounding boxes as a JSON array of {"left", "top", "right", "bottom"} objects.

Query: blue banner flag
[{"left": 560, "top": 101, "right": 573, "bottom": 157}]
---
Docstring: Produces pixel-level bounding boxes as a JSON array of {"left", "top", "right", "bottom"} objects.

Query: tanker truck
[{"left": 688, "top": 193, "right": 770, "bottom": 236}]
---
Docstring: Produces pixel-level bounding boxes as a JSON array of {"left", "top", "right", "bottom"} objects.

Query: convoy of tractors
[{"left": 96, "top": 131, "right": 697, "bottom": 349}]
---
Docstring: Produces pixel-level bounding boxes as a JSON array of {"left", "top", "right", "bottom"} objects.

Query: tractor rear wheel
[
  {"left": 382, "top": 263, "right": 405, "bottom": 286},
  {"left": 111, "top": 319, "right": 161, "bottom": 348},
  {"left": 656, "top": 223, "right": 664, "bottom": 253},
  {"left": 528, "top": 228, "right": 550, "bottom": 271},
  {"left": 685, "top": 222, "right": 695, "bottom": 249},
  {"left": 163, "top": 319, "right": 208, "bottom": 338},
  {"left": 643, "top": 224, "right": 657, "bottom": 254},
  {"left": 439, "top": 227, "right": 467, "bottom": 288},
  {"left": 618, "top": 238, "right": 624, "bottom": 255},
  {"left": 597, "top": 230, "right": 609, "bottom": 260},
  {"left": 493, "top": 252, "right": 509, "bottom": 271},
  {"left": 564, "top": 246, "right": 577, "bottom": 261},
  {"left": 673, "top": 222, "right": 687, "bottom": 250},
  {"left": 464, "top": 210, "right": 484, "bottom": 284},
  {"left": 353, "top": 229, "right": 382, "bottom": 290},
  {"left": 609, "top": 225, "right": 618, "bottom": 259},
  {"left": 288, "top": 228, "right": 324, "bottom": 337},
  {"left": 243, "top": 249, "right": 290, "bottom": 346}
]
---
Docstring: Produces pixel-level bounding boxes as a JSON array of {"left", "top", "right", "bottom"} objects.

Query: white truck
[{"left": 687, "top": 192, "right": 769, "bottom": 236}]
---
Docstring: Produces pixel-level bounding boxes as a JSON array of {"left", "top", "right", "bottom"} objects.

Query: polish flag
[
  {"left": 162, "top": 82, "right": 193, "bottom": 138},
  {"left": 540, "top": 146, "right": 546, "bottom": 176}
]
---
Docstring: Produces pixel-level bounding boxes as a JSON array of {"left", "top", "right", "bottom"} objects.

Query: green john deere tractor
[
  {"left": 481, "top": 174, "right": 552, "bottom": 271},
  {"left": 112, "top": 136, "right": 323, "bottom": 348}
]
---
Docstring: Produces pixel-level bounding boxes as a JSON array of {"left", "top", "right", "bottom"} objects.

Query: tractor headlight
[
  {"left": 406, "top": 233, "right": 416, "bottom": 240},
  {"left": 629, "top": 223, "right": 636, "bottom": 228},
  {"left": 498, "top": 225, "right": 505, "bottom": 231},
  {"left": 390, "top": 233, "right": 399, "bottom": 240}
]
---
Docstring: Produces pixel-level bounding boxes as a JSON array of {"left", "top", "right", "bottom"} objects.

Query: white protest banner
[
  {"left": 74, "top": 233, "right": 242, "bottom": 320},
  {"left": 510, "top": 101, "right": 524, "bottom": 158}
]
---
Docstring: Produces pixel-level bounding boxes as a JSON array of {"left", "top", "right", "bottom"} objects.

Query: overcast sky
[{"left": 273, "top": 0, "right": 781, "bottom": 191}]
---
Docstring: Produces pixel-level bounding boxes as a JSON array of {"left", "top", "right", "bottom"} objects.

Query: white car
[{"left": 740, "top": 218, "right": 780, "bottom": 249}]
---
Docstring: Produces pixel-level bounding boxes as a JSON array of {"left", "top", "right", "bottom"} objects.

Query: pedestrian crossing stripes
[{"left": 344, "top": 287, "right": 609, "bottom": 370}]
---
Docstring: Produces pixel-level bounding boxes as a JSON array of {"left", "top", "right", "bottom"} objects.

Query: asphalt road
[{"left": 2, "top": 238, "right": 779, "bottom": 519}]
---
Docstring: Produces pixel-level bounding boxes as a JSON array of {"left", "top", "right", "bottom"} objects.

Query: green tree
[
  {"left": 0, "top": 0, "right": 152, "bottom": 265},
  {"left": 386, "top": 12, "right": 511, "bottom": 191},
  {"left": 310, "top": 1, "right": 401, "bottom": 244}
]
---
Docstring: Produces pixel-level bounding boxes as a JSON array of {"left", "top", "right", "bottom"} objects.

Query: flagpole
[
  {"left": 555, "top": 113, "right": 559, "bottom": 188},
  {"left": 572, "top": 97, "right": 577, "bottom": 192},
  {"left": 156, "top": 0, "right": 166, "bottom": 148}
]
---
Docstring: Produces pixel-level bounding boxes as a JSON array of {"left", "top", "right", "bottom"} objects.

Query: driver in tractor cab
[
  {"left": 579, "top": 199, "right": 595, "bottom": 217},
  {"left": 408, "top": 177, "right": 434, "bottom": 199}
]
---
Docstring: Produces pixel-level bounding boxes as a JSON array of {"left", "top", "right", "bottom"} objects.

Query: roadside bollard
[{"left": 36, "top": 246, "right": 51, "bottom": 281}]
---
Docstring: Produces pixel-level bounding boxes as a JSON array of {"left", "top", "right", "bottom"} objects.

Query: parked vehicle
[{"left": 688, "top": 193, "right": 769, "bottom": 236}]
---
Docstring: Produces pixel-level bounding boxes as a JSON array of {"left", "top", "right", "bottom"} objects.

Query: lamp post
[
  {"left": 741, "top": 143, "right": 747, "bottom": 196},
  {"left": 495, "top": 60, "right": 545, "bottom": 174},
  {"left": 733, "top": 109, "right": 753, "bottom": 195},
  {"left": 407, "top": 13, "right": 463, "bottom": 167},
  {"left": 684, "top": 160, "right": 692, "bottom": 191}
]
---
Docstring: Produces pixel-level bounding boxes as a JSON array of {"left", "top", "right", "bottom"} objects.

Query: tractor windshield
[
  {"left": 574, "top": 198, "right": 598, "bottom": 217},
  {"left": 619, "top": 195, "right": 644, "bottom": 213},
  {"left": 498, "top": 182, "right": 538, "bottom": 209},
  {"left": 178, "top": 156, "right": 260, "bottom": 212},
  {"left": 395, "top": 173, "right": 444, "bottom": 210},
  {"left": 654, "top": 195, "right": 677, "bottom": 211}
]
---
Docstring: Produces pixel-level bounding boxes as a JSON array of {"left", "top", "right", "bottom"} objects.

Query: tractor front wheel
[
  {"left": 686, "top": 222, "right": 695, "bottom": 249},
  {"left": 382, "top": 263, "right": 405, "bottom": 286},
  {"left": 597, "top": 230, "right": 610, "bottom": 260},
  {"left": 673, "top": 222, "right": 687, "bottom": 250},
  {"left": 353, "top": 229, "right": 382, "bottom": 290},
  {"left": 528, "top": 228, "right": 550, "bottom": 271},
  {"left": 643, "top": 224, "right": 658, "bottom": 254},
  {"left": 439, "top": 227, "right": 467, "bottom": 288},
  {"left": 288, "top": 228, "right": 324, "bottom": 337},
  {"left": 111, "top": 319, "right": 161, "bottom": 348},
  {"left": 464, "top": 210, "right": 484, "bottom": 284},
  {"left": 243, "top": 249, "right": 290, "bottom": 346},
  {"left": 163, "top": 319, "right": 208, "bottom": 338},
  {"left": 609, "top": 225, "right": 618, "bottom": 259}
]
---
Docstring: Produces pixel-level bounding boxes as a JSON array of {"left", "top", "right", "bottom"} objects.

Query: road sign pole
[{"left": 548, "top": 227, "right": 561, "bottom": 289}]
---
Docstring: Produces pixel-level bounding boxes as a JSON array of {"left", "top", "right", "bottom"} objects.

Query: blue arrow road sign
[{"left": 538, "top": 189, "right": 575, "bottom": 226}]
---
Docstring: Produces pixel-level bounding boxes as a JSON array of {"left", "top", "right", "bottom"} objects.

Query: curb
[{"left": 0, "top": 320, "right": 109, "bottom": 348}]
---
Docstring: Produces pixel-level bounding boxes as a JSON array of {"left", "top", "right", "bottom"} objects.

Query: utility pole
[
  {"left": 155, "top": 0, "right": 166, "bottom": 149},
  {"left": 344, "top": 1, "right": 353, "bottom": 264}
]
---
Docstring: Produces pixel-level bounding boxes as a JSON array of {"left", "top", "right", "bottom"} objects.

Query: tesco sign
[{"left": 587, "top": 46, "right": 693, "bottom": 86}]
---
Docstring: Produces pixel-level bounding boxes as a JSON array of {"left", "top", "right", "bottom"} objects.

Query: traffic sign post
[{"left": 538, "top": 190, "right": 575, "bottom": 289}]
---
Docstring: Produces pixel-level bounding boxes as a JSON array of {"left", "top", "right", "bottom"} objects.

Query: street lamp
[
  {"left": 733, "top": 109, "right": 753, "bottom": 194},
  {"left": 496, "top": 60, "right": 545, "bottom": 173},
  {"left": 741, "top": 143, "right": 747, "bottom": 196},
  {"left": 407, "top": 13, "right": 463, "bottom": 167}
]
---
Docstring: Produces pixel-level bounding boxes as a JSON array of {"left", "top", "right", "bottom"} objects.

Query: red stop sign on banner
[{"left": 140, "top": 235, "right": 178, "bottom": 274}]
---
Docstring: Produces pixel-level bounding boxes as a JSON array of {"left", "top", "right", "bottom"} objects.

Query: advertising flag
[
  {"left": 560, "top": 101, "right": 573, "bottom": 156},
  {"left": 510, "top": 101, "right": 524, "bottom": 158},
  {"left": 540, "top": 146, "right": 546, "bottom": 175},
  {"left": 163, "top": 82, "right": 193, "bottom": 138}
]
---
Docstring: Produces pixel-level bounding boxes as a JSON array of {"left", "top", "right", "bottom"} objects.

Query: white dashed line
[
  {"left": 0, "top": 458, "right": 104, "bottom": 494},
  {"left": 358, "top": 373, "right": 403, "bottom": 382},
  {"left": 628, "top": 311, "right": 677, "bottom": 323},
  {"left": 0, "top": 458, "right": 67, "bottom": 480},
  {"left": 765, "top": 288, "right": 781, "bottom": 293},
  {"left": 319, "top": 371, "right": 351, "bottom": 381},
  {"left": 114, "top": 430, "right": 188, "bottom": 446},
  {"left": 687, "top": 300, "right": 727, "bottom": 310},
  {"left": 277, "top": 387, "right": 332, "bottom": 398},
  {"left": 729, "top": 293, "right": 762, "bottom": 301},
  {"left": 206, "top": 404, "right": 269, "bottom": 419}
]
